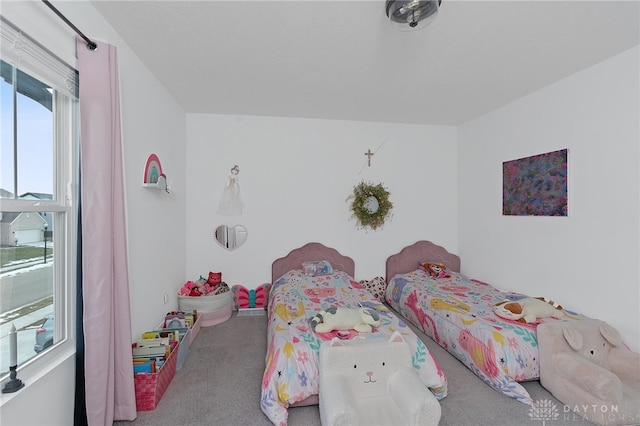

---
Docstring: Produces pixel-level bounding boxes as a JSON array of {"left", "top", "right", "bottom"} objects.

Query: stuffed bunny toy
[{"left": 537, "top": 319, "right": 640, "bottom": 426}]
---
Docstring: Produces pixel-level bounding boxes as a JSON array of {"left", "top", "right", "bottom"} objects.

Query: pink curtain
[{"left": 77, "top": 37, "right": 137, "bottom": 424}]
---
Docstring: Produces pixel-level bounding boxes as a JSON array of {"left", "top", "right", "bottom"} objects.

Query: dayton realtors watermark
[{"left": 529, "top": 399, "right": 639, "bottom": 425}]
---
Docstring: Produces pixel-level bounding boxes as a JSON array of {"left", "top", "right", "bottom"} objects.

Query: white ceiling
[{"left": 91, "top": 1, "right": 640, "bottom": 126}]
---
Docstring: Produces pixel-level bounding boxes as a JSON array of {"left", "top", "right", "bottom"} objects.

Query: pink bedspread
[
  {"left": 386, "top": 269, "right": 587, "bottom": 405},
  {"left": 261, "top": 270, "right": 447, "bottom": 426}
]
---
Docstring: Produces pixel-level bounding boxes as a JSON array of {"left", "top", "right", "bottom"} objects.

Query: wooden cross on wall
[{"left": 365, "top": 149, "right": 374, "bottom": 167}]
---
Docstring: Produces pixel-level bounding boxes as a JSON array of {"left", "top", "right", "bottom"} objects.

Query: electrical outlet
[{"left": 163, "top": 292, "right": 169, "bottom": 304}]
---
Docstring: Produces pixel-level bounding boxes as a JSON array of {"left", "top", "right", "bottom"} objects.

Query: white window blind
[{"left": 1, "top": 16, "right": 78, "bottom": 99}]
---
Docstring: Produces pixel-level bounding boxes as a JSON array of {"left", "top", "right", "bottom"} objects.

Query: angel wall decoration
[{"left": 217, "top": 165, "right": 244, "bottom": 216}]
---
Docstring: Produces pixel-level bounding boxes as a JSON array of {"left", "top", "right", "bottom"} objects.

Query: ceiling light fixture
[{"left": 386, "top": 0, "right": 441, "bottom": 31}]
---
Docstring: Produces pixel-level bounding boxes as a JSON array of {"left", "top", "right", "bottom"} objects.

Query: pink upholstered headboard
[
  {"left": 385, "top": 240, "right": 460, "bottom": 283},
  {"left": 271, "top": 242, "right": 356, "bottom": 282}
]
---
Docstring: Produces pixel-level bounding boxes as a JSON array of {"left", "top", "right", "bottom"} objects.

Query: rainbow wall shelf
[{"left": 143, "top": 154, "right": 168, "bottom": 192}]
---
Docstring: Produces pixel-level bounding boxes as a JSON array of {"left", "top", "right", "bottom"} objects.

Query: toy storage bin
[
  {"left": 151, "top": 325, "right": 190, "bottom": 370},
  {"left": 163, "top": 310, "right": 201, "bottom": 345},
  {"left": 178, "top": 292, "right": 232, "bottom": 327},
  {"left": 175, "top": 328, "right": 189, "bottom": 370},
  {"left": 188, "top": 314, "right": 202, "bottom": 345},
  {"left": 133, "top": 341, "right": 178, "bottom": 411},
  {"left": 161, "top": 327, "right": 189, "bottom": 370}
]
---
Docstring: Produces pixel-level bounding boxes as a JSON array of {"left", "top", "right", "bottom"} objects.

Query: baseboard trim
[{"left": 237, "top": 308, "right": 267, "bottom": 317}]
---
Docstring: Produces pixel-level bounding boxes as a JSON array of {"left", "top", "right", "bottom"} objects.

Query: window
[{"left": 0, "top": 17, "right": 78, "bottom": 381}]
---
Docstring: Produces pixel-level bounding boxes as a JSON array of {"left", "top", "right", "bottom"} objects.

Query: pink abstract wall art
[{"left": 503, "top": 149, "right": 568, "bottom": 216}]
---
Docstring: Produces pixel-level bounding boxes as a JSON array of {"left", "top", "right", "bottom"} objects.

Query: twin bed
[
  {"left": 261, "top": 240, "right": 583, "bottom": 425},
  {"left": 260, "top": 243, "right": 447, "bottom": 425},
  {"left": 383, "top": 240, "right": 585, "bottom": 405}
]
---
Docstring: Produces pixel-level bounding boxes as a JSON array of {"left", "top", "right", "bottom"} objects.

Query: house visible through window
[{"left": 0, "top": 17, "right": 78, "bottom": 382}]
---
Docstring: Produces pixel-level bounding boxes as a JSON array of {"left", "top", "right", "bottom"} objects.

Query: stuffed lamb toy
[{"left": 319, "top": 331, "right": 441, "bottom": 426}]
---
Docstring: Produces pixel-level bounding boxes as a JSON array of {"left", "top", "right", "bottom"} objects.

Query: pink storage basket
[{"left": 134, "top": 341, "right": 178, "bottom": 411}]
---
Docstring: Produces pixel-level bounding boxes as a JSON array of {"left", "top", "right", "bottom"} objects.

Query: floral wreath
[{"left": 348, "top": 181, "right": 393, "bottom": 231}]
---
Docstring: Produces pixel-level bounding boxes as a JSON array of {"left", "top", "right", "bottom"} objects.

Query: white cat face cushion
[
  {"left": 319, "top": 331, "right": 443, "bottom": 426},
  {"left": 320, "top": 331, "right": 411, "bottom": 398}
]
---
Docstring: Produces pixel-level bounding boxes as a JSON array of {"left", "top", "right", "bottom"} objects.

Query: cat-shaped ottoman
[{"left": 319, "top": 331, "right": 441, "bottom": 426}]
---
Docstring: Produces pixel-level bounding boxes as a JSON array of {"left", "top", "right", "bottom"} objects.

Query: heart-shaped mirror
[{"left": 214, "top": 225, "right": 248, "bottom": 250}]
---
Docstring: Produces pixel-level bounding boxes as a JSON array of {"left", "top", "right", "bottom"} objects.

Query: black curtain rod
[{"left": 42, "top": 0, "right": 97, "bottom": 51}]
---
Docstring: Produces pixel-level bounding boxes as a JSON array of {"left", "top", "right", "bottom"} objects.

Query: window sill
[{"left": 0, "top": 341, "right": 75, "bottom": 406}]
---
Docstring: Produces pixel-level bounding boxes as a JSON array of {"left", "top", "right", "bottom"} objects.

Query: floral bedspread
[
  {"left": 261, "top": 270, "right": 447, "bottom": 426},
  {"left": 386, "top": 269, "right": 586, "bottom": 405}
]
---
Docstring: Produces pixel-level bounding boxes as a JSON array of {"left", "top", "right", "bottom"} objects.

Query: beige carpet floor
[{"left": 114, "top": 310, "right": 596, "bottom": 426}]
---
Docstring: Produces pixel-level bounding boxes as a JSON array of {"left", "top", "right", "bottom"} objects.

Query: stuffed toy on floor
[
  {"left": 319, "top": 331, "right": 441, "bottom": 426},
  {"left": 231, "top": 283, "right": 270, "bottom": 309},
  {"left": 537, "top": 319, "right": 640, "bottom": 426}
]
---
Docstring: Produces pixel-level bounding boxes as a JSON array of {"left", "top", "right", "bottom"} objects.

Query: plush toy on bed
[
  {"left": 319, "top": 331, "right": 442, "bottom": 426},
  {"left": 419, "top": 262, "right": 451, "bottom": 279},
  {"left": 310, "top": 307, "right": 381, "bottom": 333},
  {"left": 494, "top": 297, "right": 564, "bottom": 323}
]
